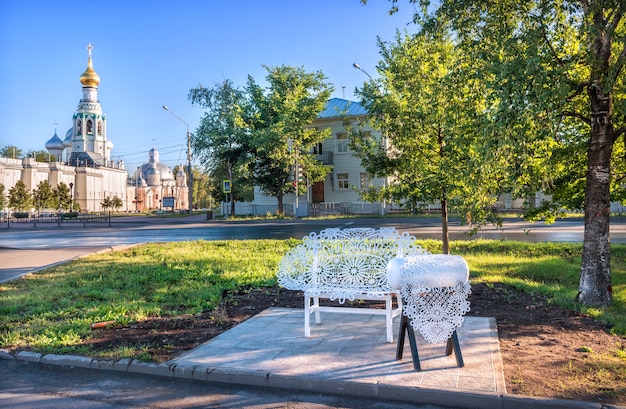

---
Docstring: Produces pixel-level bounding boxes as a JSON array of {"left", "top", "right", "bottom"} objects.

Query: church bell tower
[{"left": 68, "top": 43, "right": 111, "bottom": 166}]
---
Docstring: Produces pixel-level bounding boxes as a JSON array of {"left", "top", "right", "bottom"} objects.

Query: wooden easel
[{"left": 395, "top": 314, "right": 464, "bottom": 371}]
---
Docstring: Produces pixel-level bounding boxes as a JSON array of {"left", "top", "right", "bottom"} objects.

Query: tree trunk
[
  {"left": 577, "top": 85, "right": 613, "bottom": 307},
  {"left": 277, "top": 192, "right": 284, "bottom": 215},
  {"left": 441, "top": 195, "right": 450, "bottom": 255},
  {"left": 438, "top": 128, "right": 450, "bottom": 254}
]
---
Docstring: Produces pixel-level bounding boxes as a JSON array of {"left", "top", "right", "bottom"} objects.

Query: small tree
[
  {"left": 0, "top": 145, "right": 23, "bottom": 159},
  {"left": 0, "top": 184, "right": 6, "bottom": 211},
  {"left": 28, "top": 149, "right": 54, "bottom": 163},
  {"left": 111, "top": 196, "right": 123, "bottom": 212},
  {"left": 101, "top": 196, "right": 113, "bottom": 211},
  {"left": 8, "top": 180, "right": 32, "bottom": 212},
  {"left": 52, "top": 182, "right": 72, "bottom": 211},
  {"left": 32, "top": 180, "right": 55, "bottom": 212}
]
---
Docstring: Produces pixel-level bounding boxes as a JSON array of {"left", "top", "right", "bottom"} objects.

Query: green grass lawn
[{"left": 0, "top": 238, "right": 624, "bottom": 358}]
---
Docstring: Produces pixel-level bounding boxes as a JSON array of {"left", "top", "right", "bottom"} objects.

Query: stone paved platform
[{"left": 169, "top": 308, "right": 506, "bottom": 408}]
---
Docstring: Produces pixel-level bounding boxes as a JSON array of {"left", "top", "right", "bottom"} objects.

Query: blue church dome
[{"left": 45, "top": 132, "right": 64, "bottom": 151}]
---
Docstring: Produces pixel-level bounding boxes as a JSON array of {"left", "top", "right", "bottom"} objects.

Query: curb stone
[
  {"left": 16, "top": 351, "right": 42, "bottom": 362},
  {"left": 41, "top": 354, "right": 94, "bottom": 368},
  {"left": 127, "top": 359, "right": 172, "bottom": 377},
  {"left": 113, "top": 358, "right": 131, "bottom": 371}
]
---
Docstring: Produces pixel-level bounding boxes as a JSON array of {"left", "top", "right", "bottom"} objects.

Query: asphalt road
[
  {"left": 2, "top": 214, "right": 626, "bottom": 249},
  {"left": 0, "top": 358, "right": 450, "bottom": 409}
]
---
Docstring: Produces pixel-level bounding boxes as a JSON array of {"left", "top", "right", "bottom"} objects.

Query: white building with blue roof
[{"left": 246, "top": 98, "right": 391, "bottom": 216}]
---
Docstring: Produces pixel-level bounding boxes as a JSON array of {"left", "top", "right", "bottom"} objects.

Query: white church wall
[{"left": 0, "top": 158, "right": 23, "bottom": 191}]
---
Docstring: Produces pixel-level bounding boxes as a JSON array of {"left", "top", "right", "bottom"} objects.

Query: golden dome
[{"left": 80, "top": 44, "right": 100, "bottom": 87}]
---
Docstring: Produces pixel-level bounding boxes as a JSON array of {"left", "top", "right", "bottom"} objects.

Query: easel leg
[
  {"left": 445, "top": 330, "right": 464, "bottom": 367},
  {"left": 396, "top": 315, "right": 407, "bottom": 360},
  {"left": 395, "top": 315, "right": 421, "bottom": 371}
]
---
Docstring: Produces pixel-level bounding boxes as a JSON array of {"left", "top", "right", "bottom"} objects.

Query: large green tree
[
  {"left": 246, "top": 65, "right": 333, "bottom": 214},
  {"left": 352, "top": 30, "right": 494, "bottom": 253},
  {"left": 375, "top": 0, "right": 626, "bottom": 306},
  {"left": 188, "top": 79, "right": 251, "bottom": 216}
]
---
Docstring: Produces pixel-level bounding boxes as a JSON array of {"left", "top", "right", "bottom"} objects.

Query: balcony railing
[{"left": 316, "top": 152, "right": 333, "bottom": 164}]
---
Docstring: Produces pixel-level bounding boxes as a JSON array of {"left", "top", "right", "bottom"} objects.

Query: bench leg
[
  {"left": 313, "top": 297, "right": 321, "bottom": 324},
  {"left": 396, "top": 315, "right": 421, "bottom": 371},
  {"left": 304, "top": 295, "right": 322, "bottom": 338},
  {"left": 385, "top": 296, "right": 393, "bottom": 343},
  {"left": 304, "top": 295, "right": 311, "bottom": 337}
]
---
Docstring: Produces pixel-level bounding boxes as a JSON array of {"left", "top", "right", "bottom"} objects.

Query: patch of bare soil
[{"left": 83, "top": 283, "right": 626, "bottom": 405}]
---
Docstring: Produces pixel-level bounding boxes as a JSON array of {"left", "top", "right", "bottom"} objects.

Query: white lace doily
[{"left": 401, "top": 278, "right": 471, "bottom": 344}]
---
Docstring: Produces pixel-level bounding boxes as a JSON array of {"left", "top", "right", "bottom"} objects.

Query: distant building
[
  {"left": 0, "top": 44, "right": 187, "bottom": 212},
  {"left": 128, "top": 148, "right": 188, "bottom": 211}
]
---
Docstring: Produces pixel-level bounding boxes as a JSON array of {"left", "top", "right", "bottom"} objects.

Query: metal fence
[{"left": 0, "top": 211, "right": 111, "bottom": 227}]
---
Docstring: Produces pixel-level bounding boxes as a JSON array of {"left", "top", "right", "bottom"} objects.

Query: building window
[
  {"left": 336, "top": 132, "right": 348, "bottom": 153},
  {"left": 337, "top": 172, "right": 349, "bottom": 189},
  {"left": 360, "top": 172, "right": 371, "bottom": 189},
  {"left": 313, "top": 142, "right": 323, "bottom": 155}
]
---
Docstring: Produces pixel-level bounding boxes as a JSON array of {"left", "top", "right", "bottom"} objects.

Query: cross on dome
[{"left": 80, "top": 43, "right": 100, "bottom": 87}]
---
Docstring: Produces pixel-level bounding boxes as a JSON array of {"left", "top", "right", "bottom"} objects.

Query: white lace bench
[
  {"left": 277, "top": 227, "right": 430, "bottom": 343},
  {"left": 387, "top": 254, "right": 471, "bottom": 370}
]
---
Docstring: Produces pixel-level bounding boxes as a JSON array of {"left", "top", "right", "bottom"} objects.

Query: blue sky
[{"left": 0, "top": 1, "right": 417, "bottom": 174}]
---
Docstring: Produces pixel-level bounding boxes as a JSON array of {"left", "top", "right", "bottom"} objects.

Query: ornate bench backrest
[{"left": 277, "top": 227, "right": 429, "bottom": 302}]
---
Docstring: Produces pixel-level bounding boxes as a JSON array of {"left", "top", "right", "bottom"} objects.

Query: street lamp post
[
  {"left": 162, "top": 105, "right": 193, "bottom": 215},
  {"left": 69, "top": 182, "right": 74, "bottom": 212},
  {"left": 353, "top": 63, "right": 374, "bottom": 82}
]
